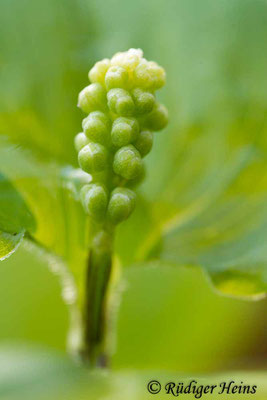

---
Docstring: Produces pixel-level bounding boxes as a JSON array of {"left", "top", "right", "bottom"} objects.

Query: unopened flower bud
[
  {"left": 134, "top": 60, "right": 166, "bottom": 91},
  {"left": 132, "top": 88, "right": 155, "bottom": 115},
  {"left": 134, "top": 130, "right": 153, "bottom": 157},
  {"left": 107, "top": 187, "right": 136, "bottom": 224},
  {"left": 111, "top": 117, "right": 139, "bottom": 147},
  {"left": 78, "top": 142, "right": 108, "bottom": 174},
  {"left": 80, "top": 183, "right": 108, "bottom": 221},
  {"left": 111, "top": 48, "right": 143, "bottom": 72},
  {"left": 105, "top": 66, "right": 129, "bottom": 90},
  {"left": 113, "top": 145, "right": 142, "bottom": 179},
  {"left": 89, "top": 58, "right": 110, "bottom": 85},
  {"left": 78, "top": 83, "right": 106, "bottom": 113},
  {"left": 82, "top": 111, "right": 110, "bottom": 146},
  {"left": 145, "top": 103, "right": 168, "bottom": 131},
  {"left": 107, "top": 88, "right": 135, "bottom": 117},
  {"left": 74, "top": 132, "right": 90, "bottom": 152}
]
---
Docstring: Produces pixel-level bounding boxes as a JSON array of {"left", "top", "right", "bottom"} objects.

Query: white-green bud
[
  {"left": 111, "top": 117, "right": 139, "bottom": 147},
  {"left": 80, "top": 183, "right": 108, "bottom": 222},
  {"left": 78, "top": 83, "right": 106, "bottom": 113},
  {"left": 89, "top": 58, "right": 110, "bottom": 85},
  {"left": 78, "top": 142, "right": 108, "bottom": 174},
  {"left": 133, "top": 60, "right": 166, "bottom": 91},
  {"left": 105, "top": 66, "right": 129, "bottom": 90},
  {"left": 107, "top": 88, "right": 135, "bottom": 117},
  {"left": 107, "top": 187, "right": 136, "bottom": 224},
  {"left": 111, "top": 48, "right": 143, "bottom": 72},
  {"left": 113, "top": 145, "right": 142, "bottom": 180},
  {"left": 74, "top": 132, "right": 90, "bottom": 152},
  {"left": 82, "top": 111, "right": 110, "bottom": 146}
]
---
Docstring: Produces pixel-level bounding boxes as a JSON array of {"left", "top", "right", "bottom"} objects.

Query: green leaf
[
  {"left": 0, "top": 137, "right": 91, "bottom": 303},
  {"left": 0, "top": 167, "right": 35, "bottom": 260},
  {"left": 138, "top": 141, "right": 267, "bottom": 299},
  {"left": 113, "top": 262, "right": 267, "bottom": 371},
  {"left": 0, "top": 231, "right": 24, "bottom": 261},
  {"left": 0, "top": 172, "right": 35, "bottom": 235}
]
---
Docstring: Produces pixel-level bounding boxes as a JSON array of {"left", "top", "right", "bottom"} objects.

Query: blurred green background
[{"left": 1, "top": 0, "right": 267, "bottom": 398}]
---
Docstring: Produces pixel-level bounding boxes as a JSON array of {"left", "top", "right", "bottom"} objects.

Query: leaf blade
[{"left": 0, "top": 230, "right": 24, "bottom": 261}]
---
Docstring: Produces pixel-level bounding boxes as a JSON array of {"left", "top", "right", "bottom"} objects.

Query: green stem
[{"left": 80, "top": 227, "right": 114, "bottom": 367}]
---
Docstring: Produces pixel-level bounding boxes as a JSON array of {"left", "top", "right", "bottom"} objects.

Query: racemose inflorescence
[{"left": 75, "top": 48, "right": 168, "bottom": 226}]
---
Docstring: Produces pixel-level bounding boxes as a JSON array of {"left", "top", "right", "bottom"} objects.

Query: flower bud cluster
[{"left": 75, "top": 48, "right": 168, "bottom": 226}]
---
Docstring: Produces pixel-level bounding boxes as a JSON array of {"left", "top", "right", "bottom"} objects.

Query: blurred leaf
[
  {"left": 114, "top": 0, "right": 267, "bottom": 299},
  {"left": 0, "top": 167, "right": 34, "bottom": 260},
  {"left": 113, "top": 262, "right": 267, "bottom": 371},
  {"left": 0, "top": 172, "right": 34, "bottom": 235},
  {"left": 0, "top": 243, "right": 69, "bottom": 349},
  {"left": 1, "top": 345, "right": 267, "bottom": 400},
  {"left": 140, "top": 138, "right": 267, "bottom": 299},
  {"left": 0, "top": 136, "right": 91, "bottom": 306},
  {"left": 0, "top": 0, "right": 98, "bottom": 165},
  {"left": 0, "top": 346, "right": 86, "bottom": 400},
  {"left": 0, "top": 231, "right": 24, "bottom": 261}
]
